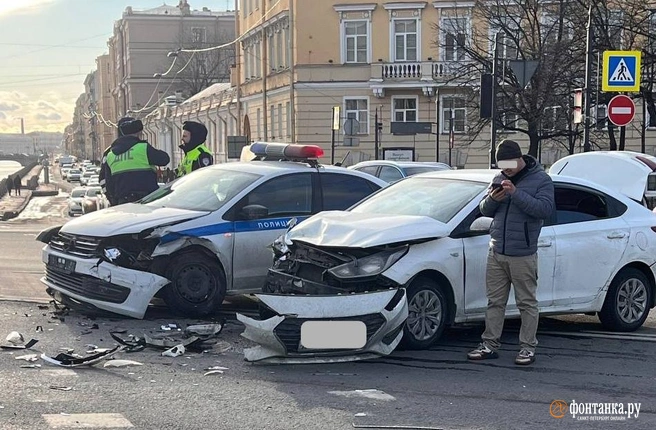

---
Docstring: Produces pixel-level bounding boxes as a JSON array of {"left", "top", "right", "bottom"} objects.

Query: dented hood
[
  {"left": 60, "top": 204, "right": 208, "bottom": 236},
  {"left": 288, "top": 211, "right": 450, "bottom": 248}
]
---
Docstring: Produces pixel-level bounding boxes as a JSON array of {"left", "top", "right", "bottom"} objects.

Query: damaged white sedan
[
  {"left": 259, "top": 169, "right": 656, "bottom": 351},
  {"left": 37, "top": 143, "right": 386, "bottom": 319}
]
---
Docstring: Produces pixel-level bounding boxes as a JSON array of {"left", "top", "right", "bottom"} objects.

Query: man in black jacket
[
  {"left": 175, "top": 121, "right": 213, "bottom": 177},
  {"left": 99, "top": 117, "right": 170, "bottom": 206},
  {"left": 467, "top": 140, "right": 555, "bottom": 366}
]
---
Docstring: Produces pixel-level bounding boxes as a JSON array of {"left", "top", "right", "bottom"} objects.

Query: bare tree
[
  {"left": 434, "top": 0, "right": 590, "bottom": 157},
  {"left": 173, "top": 28, "right": 235, "bottom": 97}
]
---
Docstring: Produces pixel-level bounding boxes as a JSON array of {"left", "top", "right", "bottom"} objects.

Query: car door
[
  {"left": 458, "top": 207, "right": 556, "bottom": 315},
  {"left": 550, "top": 184, "right": 630, "bottom": 306},
  {"left": 230, "top": 173, "right": 313, "bottom": 291}
]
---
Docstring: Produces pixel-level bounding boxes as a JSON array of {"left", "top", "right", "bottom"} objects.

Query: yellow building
[{"left": 234, "top": 0, "right": 656, "bottom": 168}]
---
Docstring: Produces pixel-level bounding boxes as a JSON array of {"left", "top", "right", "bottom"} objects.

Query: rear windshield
[{"left": 71, "top": 189, "right": 86, "bottom": 198}]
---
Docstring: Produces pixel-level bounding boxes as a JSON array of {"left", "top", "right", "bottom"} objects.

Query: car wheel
[
  {"left": 68, "top": 211, "right": 73, "bottom": 217},
  {"left": 401, "top": 277, "right": 449, "bottom": 350},
  {"left": 599, "top": 267, "right": 652, "bottom": 332},
  {"left": 161, "top": 252, "right": 226, "bottom": 317}
]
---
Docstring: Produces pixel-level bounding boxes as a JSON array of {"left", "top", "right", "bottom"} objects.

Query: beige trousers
[{"left": 481, "top": 250, "right": 539, "bottom": 353}]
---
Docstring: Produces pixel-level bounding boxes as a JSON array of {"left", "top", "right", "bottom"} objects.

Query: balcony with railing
[{"left": 371, "top": 61, "right": 465, "bottom": 83}]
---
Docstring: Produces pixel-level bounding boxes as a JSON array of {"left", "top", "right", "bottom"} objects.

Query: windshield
[
  {"left": 71, "top": 189, "right": 86, "bottom": 198},
  {"left": 141, "top": 167, "right": 261, "bottom": 212},
  {"left": 351, "top": 177, "right": 487, "bottom": 223},
  {"left": 85, "top": 188, "right": 102, "bottom": 197}
]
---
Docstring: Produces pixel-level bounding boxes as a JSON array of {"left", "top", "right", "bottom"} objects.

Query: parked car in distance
[
  {"left": 38, "top": 142, "right": 389, "bottom": 320},
  {"left": 349, "top": 160, "right": 452, "bottom": 183},
  {"left": 67, "top": 187, "right": 87, "bottom": 217},
  {"left": 88, "top": 175, "right": 100, "bottom": 187},
  {"left": 80, "top": 171, "right": 95, "bottom": 186},
  {"left": 67, "top": 169, "right": 82, "bottom": 182}
]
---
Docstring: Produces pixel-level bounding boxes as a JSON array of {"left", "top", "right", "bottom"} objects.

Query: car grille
[
  {"left": 273, "top": 313, "right": 387, "bottom": 354},
  {"left": 50, "top": 233, "right": 102, "bottom": 258},
  {"left": 45, "top": 266, "right": 130, "bottom": 304}
]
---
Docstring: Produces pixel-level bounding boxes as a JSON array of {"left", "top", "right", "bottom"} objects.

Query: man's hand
[
  {"left": 489, "top": 187, "right": 507, "bottom": 201},
  {"left": 501, "top": 179, "right": 516, "bottom": 195}
]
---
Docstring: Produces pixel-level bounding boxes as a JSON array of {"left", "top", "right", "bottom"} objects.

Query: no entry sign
[{"left": 607, "top": 95, "right": 636, "bottom": 127}]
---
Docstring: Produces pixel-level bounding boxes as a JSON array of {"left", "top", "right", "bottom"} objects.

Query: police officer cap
[{"left": 118, "top": 117, "right": 143, "bottom": 136}]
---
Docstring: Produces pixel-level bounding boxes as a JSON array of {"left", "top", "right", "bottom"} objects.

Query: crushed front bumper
[
  {"left": 40, "top": 245, "right": 169, "bottom": 319},
  {"left": 237, "top": 288, "right": 408, "bottom": 363}
]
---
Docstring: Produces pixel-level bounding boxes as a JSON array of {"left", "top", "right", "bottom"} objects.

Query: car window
[
  {"left": 553, "top": 187, "right": 613, "bottom": 225},
  {"left": 352, "top": 177, "right": 487, "bottom": 223},
  {"left": 238, "top": 173, "right": 312, "bottom": 218},
  {"left": 141, "top": 168, "right": 261, "bottom": 212},
  {"left": 85, "top": 188, "right": 102, "bottom": 197},
  {"left": 320, "top": 173, "right": 380, "bottom": 211},
  {"left": 71, "top": 189, "right": 86, "bottom": 198},
  {"left": 355, "top": 166, "right": 379, "bottom": 176},
  {"left": 378, "top": 166, "right": 404, "bottom": 183}
]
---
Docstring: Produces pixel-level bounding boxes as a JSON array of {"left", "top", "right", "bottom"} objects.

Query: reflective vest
[
  {"left": 177, "top": 144, "right": 211, "bottom": 177},
  {"left": 106, "top": 142, "right": 155, "bottom": 175}
]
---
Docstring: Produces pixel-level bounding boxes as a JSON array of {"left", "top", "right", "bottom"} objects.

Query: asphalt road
[{"left": 1, "top": 176, "right": 656, "bottom": 429}]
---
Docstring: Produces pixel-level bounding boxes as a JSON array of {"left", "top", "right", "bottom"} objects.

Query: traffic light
[{"left": 572, "top": 88, "right": 583, "bottom": 124}]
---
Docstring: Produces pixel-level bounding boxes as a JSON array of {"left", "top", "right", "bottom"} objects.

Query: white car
[
  {"left": 36, "top": 143, "right": 388, "bottom": 320},
  {"left": 88, "top": 175, "right": 100, "bottom": 187},
  {"left": 67, "top": 169, "right": 82, "bottom": 182},
  {"left": 67, "top": 187, "right": 87, "bottom": 217},
  {"left": 266, "top": 169, "right": 656, "bottom": 350},
  {"left": 349, "top": 160, "right": 452, "bottom": 183},
  {"left": 80, "top": 171, "right": 95, "bottom": 186}
]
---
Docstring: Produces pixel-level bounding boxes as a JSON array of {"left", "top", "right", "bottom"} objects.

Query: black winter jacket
[{"left": 479, "top": 155, "right": 555, "bottom": 257}]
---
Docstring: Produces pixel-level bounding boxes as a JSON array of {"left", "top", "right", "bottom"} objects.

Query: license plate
[
  {"left": 300, "top": 320, "right": 367, "bottom": 350},
  {"left": 48, "top": 255, "right": 76, "bottom": 273}
]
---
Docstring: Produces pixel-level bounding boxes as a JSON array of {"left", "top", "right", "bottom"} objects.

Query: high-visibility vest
[
  {"left": 176, "top": 144, "right": 211, "bottom": 177},
  {"left": 106, "top": 142, "right": 155, "bottom": 174}
]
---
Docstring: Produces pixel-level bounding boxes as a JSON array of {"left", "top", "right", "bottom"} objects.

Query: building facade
[
  {"left": 107, "top": 1, "right": 235, "bottom": 119},
  {"left": 95, "top": 54, "right": 117, "bottom": 155},
  {"left": 233, "top": 0, "right": 656, "bottom": 168}
]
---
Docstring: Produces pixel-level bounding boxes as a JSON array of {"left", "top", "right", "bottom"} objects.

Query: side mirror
[
  {"left": 240, "top": 204, "right": 269, "bottom": 220},
  {"left": 470, "top": 216, "right": 493, "bottom": 232}
]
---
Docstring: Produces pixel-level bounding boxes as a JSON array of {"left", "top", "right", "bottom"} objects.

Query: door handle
[
  {"left": 607, "top": 232, "right": 627, "bottom": 239},
  {"left": 537, "top": 240, "right": 552, "bottom": 247}
]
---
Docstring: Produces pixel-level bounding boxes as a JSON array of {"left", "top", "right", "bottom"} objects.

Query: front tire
[
  {"left": 161, "top": 252, "right": 226, "bottom": 317},
  {"left": 599, "top": 268, "right": 652, "bottom": 332},
  {"left": 400, "top": 277, "right": 450, "bottom": 350}
]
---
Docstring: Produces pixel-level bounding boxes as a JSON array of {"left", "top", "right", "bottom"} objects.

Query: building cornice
[
  {"left": 333, "top": 4, "right": 377, "bottom": 12},
  {"left": 383, "top": 2, "right": 427, "bottom": 10},
  {"left": 432, "top": 1, "right": 475, "bottom": 8}
]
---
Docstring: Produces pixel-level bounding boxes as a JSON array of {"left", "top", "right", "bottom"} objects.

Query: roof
[
  {"left": 127, "top": 3, "right": 231, "bottom": 17},
  {"left": 351, "top": 160, "right": 452, "bottom": 169},
  {"left": 179, "top": 83, "right": 233, "bottom": 105},
  {"left": 206, "top": 161, "right": 388, "bottom": 186}
]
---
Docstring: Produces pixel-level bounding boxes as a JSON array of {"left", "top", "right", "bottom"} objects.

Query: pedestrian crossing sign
[{"left": 602, "top": 51, "right": 641, "bottom": 92}]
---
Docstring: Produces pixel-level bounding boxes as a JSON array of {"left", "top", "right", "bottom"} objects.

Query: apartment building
[
  {"left": 94, "top": 54, "right": 117, "bottom": 155},
  {"left": 234, "top": 0, "right": 656, "bottom": 168},
  {"left": 107, "top": 1, "right": 235, "bottom": 119}
]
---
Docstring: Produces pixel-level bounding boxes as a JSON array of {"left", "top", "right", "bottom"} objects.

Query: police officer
[
  {"left": 176, "top": 121, "right": 213, "bottom": 177},
  {"left": 100, "top": 117, "right": 170, "bottom": 206}
]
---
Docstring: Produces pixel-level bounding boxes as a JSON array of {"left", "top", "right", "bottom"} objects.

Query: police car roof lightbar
[{"left": 249, "top": 142, "right": 324, "bottom": 160}]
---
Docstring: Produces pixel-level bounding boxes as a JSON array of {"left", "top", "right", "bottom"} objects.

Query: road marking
[
  {"left": 539, "top": 330, "right": 656, "bottom": 342},
  {"left": 42, "top": 413, "right": 133, "bottom": 428}
]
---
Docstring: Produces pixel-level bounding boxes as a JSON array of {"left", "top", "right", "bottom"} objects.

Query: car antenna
[{"left": 335, "top": 151, "right": 350, "bottom": 167}]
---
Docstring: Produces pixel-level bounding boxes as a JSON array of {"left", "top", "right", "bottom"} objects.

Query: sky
[{"left": 0, "top": 0, "right": 231, "bottom": 134}]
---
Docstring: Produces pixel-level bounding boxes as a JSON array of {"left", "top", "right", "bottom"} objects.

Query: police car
[{"left": 37, "top": 143, "right": 388, "bottom": 319}]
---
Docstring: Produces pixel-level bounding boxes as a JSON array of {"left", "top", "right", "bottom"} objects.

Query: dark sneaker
[
  {"left": 467, "top": 343, "right": 499, "bottom": 360},
  {"left": 515, "top": 348, "right": 535, "bottom": 365}
]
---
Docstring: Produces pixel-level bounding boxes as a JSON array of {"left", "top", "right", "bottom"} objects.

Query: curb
[
  {"left": 32, "top": 189, "right": 59, "bottom": 197},
  {"left": 1, "top": 192, "right": 33, "bottom": 221}
]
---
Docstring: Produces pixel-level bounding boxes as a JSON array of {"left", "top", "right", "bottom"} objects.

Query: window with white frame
[
  {"left": 191, "top": 27, "right": 207, "bottom": 44},
  {"left": 393, "top": 97, "right": 418, "bottom": 122},
  {"left": 501, "top": 111, "right": 519, "bottom": 132},
  {"left": 441, "top": 16, "right": 468, "bottom": 61},
  {"left": 268, "top": 33, "right": 275, "bottom": 71},
  {"left": 542, "top": 106, "right": 567, "bottom": 131},
  {"left": 344, "top": 20, "right": 369, "bottom": 63},
  {"left": 254, "top": 40, "right": 261, "bottom": 77},
  {"left": 541, "top": 11, "right": 573, "bottom": 43},
  {"left": 441, "top": 97, "right": 466, "bottom": 133},
  {"left": 344, "top": 97, "right": 369, "bottom": 134},
  {"left": 270, "top": 104, "right": 275, "bottom": 138},
  {"left": 489, "top": 15, "right": 519, "bottom": 59},
  {"left": 276, "top": 31, "right": 284, "bottom": 69},
  {"left": 393, "top": 19, "right": 418, "bottom": 62}
]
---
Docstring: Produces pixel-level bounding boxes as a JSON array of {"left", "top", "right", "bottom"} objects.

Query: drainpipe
[
  {"left": 207, "top": 95, "right": 220, "bottom": 162},
  {"left": 288, "top": 1, "right": 296, "bottom": 143}
]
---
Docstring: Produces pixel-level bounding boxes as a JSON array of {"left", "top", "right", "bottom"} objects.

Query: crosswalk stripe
[{"left": 42, "top": 413, "right": 133, "bottom": 428}]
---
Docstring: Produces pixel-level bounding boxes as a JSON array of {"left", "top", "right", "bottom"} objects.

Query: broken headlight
[
  {"left": 104, "top": 248, "right": 121, "bottom": 262},
  {"left": 327, "top": 246, "right": 408, "bottom": 279}
]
